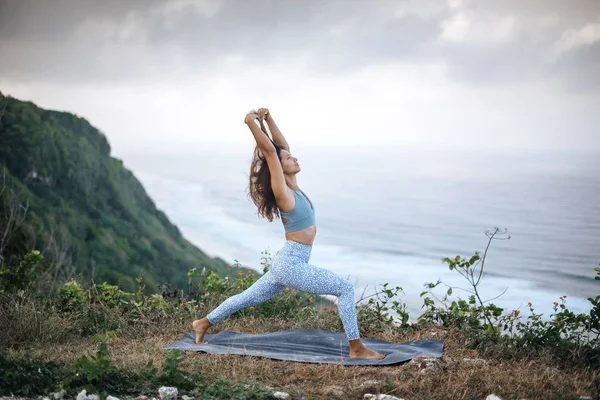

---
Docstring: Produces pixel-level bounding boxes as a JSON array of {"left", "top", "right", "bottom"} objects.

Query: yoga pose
[{"left": 192, "top": 108, "right": 385, "bottom": 359}]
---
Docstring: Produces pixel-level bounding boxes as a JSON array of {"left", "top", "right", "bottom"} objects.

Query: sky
[{"left": 1, "top": 0, "right": 599, "bottom": 156}]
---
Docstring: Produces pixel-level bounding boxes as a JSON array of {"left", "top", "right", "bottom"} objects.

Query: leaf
[
  {"left": 469, "top": 254, "right": 480, "bottom": 265},
  {"left": 447, "top": 287, "right": 453, "bottom": 296}
]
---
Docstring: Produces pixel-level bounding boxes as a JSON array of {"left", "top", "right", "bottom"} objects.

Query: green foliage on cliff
[{"left": 0, "top": 91, "right": 229, "bottom": 292}]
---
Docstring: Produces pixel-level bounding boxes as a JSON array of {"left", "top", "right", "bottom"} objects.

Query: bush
[
  {"left": 0, "top": 249, "right": 44, "bottom": 293},
  {"left": 187, "top": 251, "right": 318, "bottom": 321},
  {"left": 0, "top": 353, "right": 64, "bottom": 396},
  {"left": 415, "top": 228, "right": 600, "bottom": 367}
]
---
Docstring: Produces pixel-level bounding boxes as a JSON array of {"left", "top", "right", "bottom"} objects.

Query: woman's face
[{"left": 279, "top": 149, "right": 300, "bottom": 174}]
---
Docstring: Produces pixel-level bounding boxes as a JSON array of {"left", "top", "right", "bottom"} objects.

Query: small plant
[
  {"left": 357, "top": 283, "right": 409, "bottom": 332},
  {"left": 58, "top": 279, "right": 86, "bottom": 313},
  {"left": 159, "top": 349, "right": 194, "bottom": 390},
  {"left": 416, "top": 228, "right": 510, "bottom": 336},
  {"left": 0, "top": 249, "right": 43, "bottom": 293},
  {"left": 69, "top": 341, "right": 116, "bottom": 392}
]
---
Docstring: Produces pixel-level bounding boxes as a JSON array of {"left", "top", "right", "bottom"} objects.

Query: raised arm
[
  {"left": 245, "top": 110, "right": 276, "bottom": 154},
  {"left": 244, "top": 110, "right": 293, "bottom": 208},
  {"left": 258, "top": 108, "right": 290, "bottom": 151}
]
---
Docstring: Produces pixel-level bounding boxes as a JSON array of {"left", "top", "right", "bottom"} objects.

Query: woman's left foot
[{"left": 349, "top": 345, "right": 385, "bottom": 359}]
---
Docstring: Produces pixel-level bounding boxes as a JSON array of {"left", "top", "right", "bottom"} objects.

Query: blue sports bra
[{"left": 280, "top": 188, "right": 316, "bottom": 233}]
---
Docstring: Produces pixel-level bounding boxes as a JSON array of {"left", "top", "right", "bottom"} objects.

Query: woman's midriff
[{"left": 284, "top": 224, "right": 317, "bottom": 246}]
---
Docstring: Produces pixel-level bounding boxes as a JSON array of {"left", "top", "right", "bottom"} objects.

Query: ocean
[{"left": 122, "top": 147, "right": 599, "bottom": 320}]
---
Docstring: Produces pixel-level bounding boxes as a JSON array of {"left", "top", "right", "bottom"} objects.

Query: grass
[
  {"left": 2, "top": 243, "right": 598, "bottom": 399},
  {"left": 5, "top": 310, "right": 596, "bottom": 400}
]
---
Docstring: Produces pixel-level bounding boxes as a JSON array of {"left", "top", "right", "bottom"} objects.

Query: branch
[{"left": 482, "top": 287, "right": 509, "bottom": 303}]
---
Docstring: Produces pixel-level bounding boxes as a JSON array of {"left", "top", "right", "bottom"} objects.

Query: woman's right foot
[{"left": 192, "top": 317, "right": 212, "bottom": 344}]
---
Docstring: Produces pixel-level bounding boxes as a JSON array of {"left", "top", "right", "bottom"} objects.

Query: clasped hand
[{"left": 244, "top": 108, "right": 270, "bottom": 124}]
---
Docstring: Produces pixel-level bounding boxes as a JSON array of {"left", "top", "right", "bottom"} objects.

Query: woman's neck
[{"left": 285, "top": 175, "right": 298, "bottom": 191}]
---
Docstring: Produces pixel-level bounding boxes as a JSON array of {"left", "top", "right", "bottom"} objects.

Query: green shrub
[
  {"left": 0, "top": 353, "right": 64, "bottom": 396},
  {"left": 188, "top": 251, "right": 318, "bottom": 321},
  {"left": 0, "top": 250, "right": 44, "bottom": 294},
  {"left": 414, "top": 228, "right": 600, "bottom": 366}
]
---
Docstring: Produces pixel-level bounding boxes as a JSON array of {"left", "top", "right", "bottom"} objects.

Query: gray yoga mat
[{"left": 165, "top": 329, "right": 443, "bottom": 366}]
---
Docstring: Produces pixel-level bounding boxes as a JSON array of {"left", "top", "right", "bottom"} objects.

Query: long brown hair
[{"left": 248, "top": 119, "right": 284, "bottom": 222}]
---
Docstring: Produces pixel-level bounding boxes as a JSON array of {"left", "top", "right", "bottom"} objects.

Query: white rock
[
  {"left": 76, "top": 390, "right": 99, "bottom": 400},
  {"left": 364, "top": 394, "right": 405, "bottom": 400},
  {"left": 273, "top": 392, "right": 290, "bottom": 400},
  {"left": 51, "top": 390, "right": 66, "bottom": 400},
  {"left": 411, "top": 356, "right": 440, "bottom": 374},
  {"left": 485, "top": 395, "right": 502, "bottom": 400},
  {"left": 182, "top": 396, "right": 194, "bottom": 400},
  {"left": 158, "top": 387, "right": 178, "bottom": 400},
  {"left": 107, "top": 396, "right": 120, "bottom": 400},
  {"left": 42, "top": 397, "right": 51, "bottom": 400}
]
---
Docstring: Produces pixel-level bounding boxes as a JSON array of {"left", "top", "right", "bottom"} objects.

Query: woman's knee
[{"left": 340, "top": 280, "right": 354, "bottom": 296}]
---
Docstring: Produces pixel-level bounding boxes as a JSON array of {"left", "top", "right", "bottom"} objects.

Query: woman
[{"left": 192, "top": 108, "right": 385, "bottom": 359}]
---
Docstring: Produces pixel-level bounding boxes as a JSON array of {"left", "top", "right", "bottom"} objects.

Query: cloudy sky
[{"left": 1, "top": 0, "right": 599, "bottom": 156}]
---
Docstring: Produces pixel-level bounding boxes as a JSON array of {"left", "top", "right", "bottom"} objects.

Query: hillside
[{"left": 0, "top": 91, "right": 230, "bottom": 292}]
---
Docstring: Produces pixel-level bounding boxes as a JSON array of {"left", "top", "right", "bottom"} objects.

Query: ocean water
[{"left": 122, "top": 147, "right": 599, "bottom": 320}]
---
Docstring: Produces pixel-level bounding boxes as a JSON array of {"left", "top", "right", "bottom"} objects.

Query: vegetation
[
  {"left": 0, "top": 91, "right": 233, "bottom": 293},
  {"left": 0, "top": 242, "right": 598, "bottom": 399}
]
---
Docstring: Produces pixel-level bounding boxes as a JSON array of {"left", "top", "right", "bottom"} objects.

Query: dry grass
[{"left": 9, "top": 313, "right": 597, "bottom": 400}]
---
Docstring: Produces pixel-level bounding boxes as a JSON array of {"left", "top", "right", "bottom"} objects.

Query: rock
[
  {"left": 273, "top": 392, "right": 290, "bottom": 400},
  {"left": 364, "top": 394, "right": 405, "bottom": 400},
  {"left": 107, "top": 396, "right": 120, "bottom": 400},
  {"left": 578, "top": 397, "right": 592, "bottom": 400},
  {"left": 323, "top": 385, "right": 345, "bottom": 397},
  {"left": 410, "top": 356, "right": 441, "bottom": 374},
  {"left": 76, "top": 390, "right": 99, "bottom": 400},
  {"left": 485, "top": 395, "right": 502, "bottom": 400},
  {"left": 158, "top": 387, "right": 178, "bottom": 400},
  {"left": 50, "top": 390, "right": 66, "bottom": 400},
  {"left": 182, "top": 396, "right": 194, "bottom": 400}
]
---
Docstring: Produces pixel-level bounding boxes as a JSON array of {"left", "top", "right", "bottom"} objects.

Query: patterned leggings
[{"left": 206, "top": 240, "right": 361, "bottom": 340}]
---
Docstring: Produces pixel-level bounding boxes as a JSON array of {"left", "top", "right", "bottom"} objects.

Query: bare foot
[
  {"left": 349, "top": 345, "right": 386, "bottom": 359},
  {"left": 192, "top": 317, "right": 212, "bottom": 344}
]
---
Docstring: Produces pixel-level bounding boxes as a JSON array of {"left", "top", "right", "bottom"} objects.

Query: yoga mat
[{"left": 165, "top": 329, "right": 443, "bottom": 366}]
